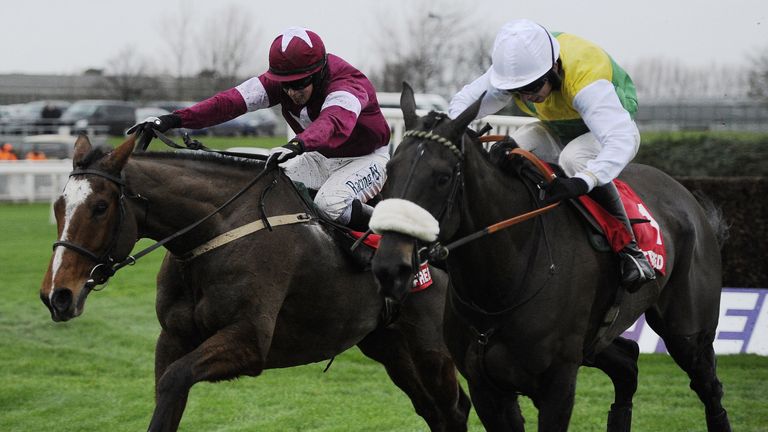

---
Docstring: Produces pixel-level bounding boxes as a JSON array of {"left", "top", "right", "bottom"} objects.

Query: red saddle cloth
[
  {"left": 349, "top": 231, "right": 434, "bottom": 291},
  {"left": 577, "top": 179, "right": 667, "bottom": 275}
]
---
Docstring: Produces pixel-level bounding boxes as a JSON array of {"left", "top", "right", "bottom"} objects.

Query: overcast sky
[{"left": 1, "top": 0, "right": 766, "bottom": 76}]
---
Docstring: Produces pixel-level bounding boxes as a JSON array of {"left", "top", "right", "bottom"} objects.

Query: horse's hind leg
[
  {"left": 587, "top": 336, "right": 639, "bottom": 432},
  {"left": 357, "top": 330, "right": 469, "bottom": 432},
  {"left": 655, "top": 327, "right": 732, "bottom": 432},
  {"left": 148, "top": 326, "right": 272, "bottom": 432}
]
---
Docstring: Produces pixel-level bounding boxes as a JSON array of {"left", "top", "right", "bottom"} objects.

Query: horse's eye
[
  {"left": 92, "top": 201, "right": 108, "bottom": 216},
  {"left": 436, "top": 174, "right": 452, "bottom": 187}
]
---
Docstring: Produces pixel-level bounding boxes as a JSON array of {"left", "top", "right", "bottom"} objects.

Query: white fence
[
  {"left": 381, "top": 108, "right": 537, "bottom": 150},
  {"left": 287, "top": 109, "right": 537, "bottom": 152},
  {"left": 0, "top": 160, "right": 72, "bottom": 203}
]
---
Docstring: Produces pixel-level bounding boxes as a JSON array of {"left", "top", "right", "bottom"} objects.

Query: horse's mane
[{"left": 131, "top": 150, "right": 266, "bottom": 170}]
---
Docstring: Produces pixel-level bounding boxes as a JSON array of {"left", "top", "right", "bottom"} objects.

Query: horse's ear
[
  {"left": 401, "top": 82, "right": 418, "bottom": 130},
  {"left": 72, "top": 135, "right": 92, "bottom": 168},
  {"left": 451, "top": 92, "right": 485, "bottom": 138},
  {"left": 103, "top": 134, "right": 137, "bottom": 173}
]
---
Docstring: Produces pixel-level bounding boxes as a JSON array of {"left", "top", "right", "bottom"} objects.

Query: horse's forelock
[
  {"left": 422, "top": 111, "right": 448, "bottom": 130},
  {"left": 75, "top": 146, "right": 111, "bottom": 169}
]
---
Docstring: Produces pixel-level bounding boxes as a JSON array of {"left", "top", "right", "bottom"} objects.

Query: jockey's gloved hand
[
  {"left": 126, "top": 114, "right": 182, "bottom": 136},
  {"left": 489, "top": 137, "right": 519, "bottom": 171},
  {"left": 127, "top": 114, "right": 182, "bottom": 151},
  {"left": 542, "top": 177, "right": 589, "bottom": 205},
  {"left": 267, "top": 139, "right": 304, "bottom": 166}
]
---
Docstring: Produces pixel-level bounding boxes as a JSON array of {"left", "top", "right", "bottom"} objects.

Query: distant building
[{"left": 0, "top": 73, "right": 239, "bottom": 105}]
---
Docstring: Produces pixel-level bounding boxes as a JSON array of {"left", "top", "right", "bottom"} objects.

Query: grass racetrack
[{"left": 2, "top": 164, "right": 767, "bottom": 430}]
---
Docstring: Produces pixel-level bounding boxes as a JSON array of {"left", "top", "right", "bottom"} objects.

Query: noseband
[{"left": 52, "top": 169, "right": 131, "bottom": 287}]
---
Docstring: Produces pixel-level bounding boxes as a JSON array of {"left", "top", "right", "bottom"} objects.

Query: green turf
[{"left": 1, "top": 202, "right": 766, "bottom": 431}]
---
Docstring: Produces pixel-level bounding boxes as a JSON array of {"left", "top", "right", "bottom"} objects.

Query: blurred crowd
[{"left": 0, "top": 143, "right": 47, "bottom": 161}]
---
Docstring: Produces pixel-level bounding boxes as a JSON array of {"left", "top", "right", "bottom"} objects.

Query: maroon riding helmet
[{"left": 265, "top": 27, "right": 327, "bottom": 82}]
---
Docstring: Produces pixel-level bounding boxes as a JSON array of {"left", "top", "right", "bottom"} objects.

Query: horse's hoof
[
  {"left": 706, "top": 409, "right": 732, "bottom": 432},
  {"left": 607, "top": 403, "right": 632, "bottom": 432}
]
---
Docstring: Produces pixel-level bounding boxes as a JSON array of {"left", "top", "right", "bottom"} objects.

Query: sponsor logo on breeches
[{"left": 346, "top": 164, "right": 382, "bottom": 194}]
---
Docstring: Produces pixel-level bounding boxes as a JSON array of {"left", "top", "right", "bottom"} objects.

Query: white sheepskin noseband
[{"left": 369, "top": 198, "right": 440, "bottom": 242}]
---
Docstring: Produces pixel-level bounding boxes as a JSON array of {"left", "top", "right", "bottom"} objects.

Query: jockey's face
[
  {"left": 518, "top": 80, "right": 553, "bottom": 104},
  {"left": 284, "top": 83, "right": 313, "bottom": 106}
]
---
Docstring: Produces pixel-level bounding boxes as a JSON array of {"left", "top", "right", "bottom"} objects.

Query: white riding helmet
[{"left": 489, "top": 19, "right": 560, "bottom": 90}]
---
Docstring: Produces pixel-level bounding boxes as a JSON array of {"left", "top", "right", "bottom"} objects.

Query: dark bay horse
[
  {"left": 39, "top": 134, "right": 470, "bottom": 432},
  {"left": 371, "top": 85, "right": 731, "bottom": 431}
]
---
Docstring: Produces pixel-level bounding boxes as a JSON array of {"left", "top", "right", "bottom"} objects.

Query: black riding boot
[
  {"left": 588, "top": 183, "right": 656, "bottom": 292},
  {"left": 347, "top": 199, "right": 374, "bottom": 231}
]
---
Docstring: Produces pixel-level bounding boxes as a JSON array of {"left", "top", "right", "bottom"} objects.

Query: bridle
[
  {"left": 399, "top": 127, "right": 465, "bottom": 231},
  {"left": 52, "top": 160, "right": 278, "bottom": 289},
  {"left": 395, "top": 127, "right": 559, "bottom": 262},
  {"left": 52, "top": 168, "right": 134, "bottom": 289}
]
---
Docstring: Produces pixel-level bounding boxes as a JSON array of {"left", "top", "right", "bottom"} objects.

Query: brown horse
[
  {"left": 39, "top": 134, "right": 470, "bottom": 432},
  {"left": 371, "top": 85, "right": 731, "bottom": 431}
]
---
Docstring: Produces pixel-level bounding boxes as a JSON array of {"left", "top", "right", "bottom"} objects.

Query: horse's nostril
[
  {"left": 40, "top": 291, "right": 51, "bottom": 308},
  {"left": 51, "top": 288, "right": 73, "bottom": 312}
]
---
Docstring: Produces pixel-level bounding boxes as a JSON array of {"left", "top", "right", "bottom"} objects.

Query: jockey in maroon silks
[{"left": 130, "top": 27, "right": 390, "bottom": 230}]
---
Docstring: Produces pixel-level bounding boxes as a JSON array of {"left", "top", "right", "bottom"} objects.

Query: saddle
[
  {"left": 291, "top": 182, "right": 433, "bottom": 294},
  {"left": 501, "top": 153, "right": 666, "bottom": 275},
  {"left": 290, "top": 181, "right": 380, "bottom": 270}
]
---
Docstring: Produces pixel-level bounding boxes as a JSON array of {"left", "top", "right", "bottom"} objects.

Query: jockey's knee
[
  {"left": 511, "top": 122, "right": 561, "bottom": 162},
  {"left": 314, "top": 192, "right": 354, "bottom": 224},
  {"left": 558, "top": 133, "right": 600, "bottom": 177}
]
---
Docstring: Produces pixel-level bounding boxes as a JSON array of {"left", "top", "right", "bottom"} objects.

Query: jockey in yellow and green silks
[{"left": 449, "top": 19, "right": 655, "bottom": 291}]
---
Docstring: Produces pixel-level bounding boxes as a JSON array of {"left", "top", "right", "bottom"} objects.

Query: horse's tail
[{"left": 692, "top": 190, "right": 730, "bottom": 249}]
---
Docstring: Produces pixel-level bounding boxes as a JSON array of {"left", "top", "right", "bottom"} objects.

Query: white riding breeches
[
  {"left": 510, "top": 121, "right": 613, "bottom": 177},
  {"left": 281, "top": 146, "right": 389, "bottom": 224}
]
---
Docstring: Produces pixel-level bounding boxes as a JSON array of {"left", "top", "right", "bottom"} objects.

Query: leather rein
[
  {"left": 53, "top": 151, "right": 280, "bottom": 289},
  {"left": 426, "top": 134, "right": 560, "bottom": 260}
]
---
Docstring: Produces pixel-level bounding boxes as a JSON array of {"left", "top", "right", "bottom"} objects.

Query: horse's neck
[
  {"left": 123, "top": 156, "right": 274, "bottom": 253},
  {"left": 451, "top": 146, "right": 548, "bottom": 302},
  {"left": 460, "top": 145, "right": 535, "bottom": 247}
]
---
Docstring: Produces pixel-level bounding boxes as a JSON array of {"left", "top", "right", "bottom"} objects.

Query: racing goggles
[
  {"left": 508, "top": 76, "right": 549, "bottom": 96},
  {"left": 281, "top": 75, "right": 315, "bottom": 91}
]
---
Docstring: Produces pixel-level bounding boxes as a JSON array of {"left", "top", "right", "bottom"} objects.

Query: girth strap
[{"left": 181, "top": 213, "right": 311, "bottom": 260}]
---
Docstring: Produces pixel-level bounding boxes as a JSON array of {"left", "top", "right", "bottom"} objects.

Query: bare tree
[
  {"left": 628, "top": 57, "right": 749, "bottom": 100},
  {"left": 102, "top": 46, "right": 161, "bottom": 101},
  {"left": 368, "top": 2, "right": 491, "bottom": 96},
  {"left": 160, "top": 0, "right": 195, "bottom": 99},
  {"left": 196, "top": 4, "right": 261, "bottom": 92},
  {"left": 747, "top": 47, "right": 768, "bottom": 101}
]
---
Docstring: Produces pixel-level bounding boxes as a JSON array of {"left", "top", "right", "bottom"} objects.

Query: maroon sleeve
[
  {"left": 298, "top": 105, "right": 361, "bottom": 151},
  {"left": 174, "top": 88, "right": 248, "bottom": 129},
  {"left": 296, "top": 77, "right": 370, "bottom": 151}
]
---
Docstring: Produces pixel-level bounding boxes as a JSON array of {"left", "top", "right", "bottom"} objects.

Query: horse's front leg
[
  {"left": 532, "top": 362, "right": 579, "bottom": 432},
  {"left": 586, "top": 337, "right": 639, "bottom": 432},
  {"left": 147, "top": 323, "right": 275, "bottom": 432},
  {"left": 152, "top": 329, "right": 200, "bottom": 431},
  {"left": 468, "top": 381, "right": 525, "bottom": 432}
]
